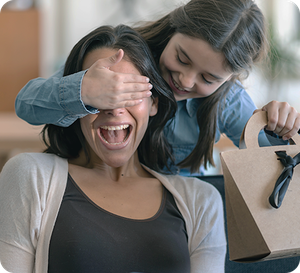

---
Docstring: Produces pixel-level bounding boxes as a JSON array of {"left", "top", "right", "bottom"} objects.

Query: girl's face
[
  {"left": 80, "top": 48, "right": 158, "bottom": 168},
  {"left": 159, "top": 33, "right": 233, "bottom": 101}
]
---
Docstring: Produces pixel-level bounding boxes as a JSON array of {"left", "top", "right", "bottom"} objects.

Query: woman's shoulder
[
  {"left": 1, "top": 153, "right": 68, "bottom": 188},
  {"left": 3, "top": 152, "right": 66, "bottom": 170},
  {"left": 166, "top": 174, "right": 222, "bottom": 202},
  {"left": 148, "top": 168, "right": 222, "bottom": 207}
]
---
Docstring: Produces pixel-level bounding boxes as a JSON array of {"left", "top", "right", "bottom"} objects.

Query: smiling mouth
[
  {"left": 170, "top": 76, "right": 190, "bottom": 94},
  {"left": 172, "top": 77, "right": 185, "bottom": 91},
  {"left": 99, "top": 125, "right": 131, "bottom": 145}
]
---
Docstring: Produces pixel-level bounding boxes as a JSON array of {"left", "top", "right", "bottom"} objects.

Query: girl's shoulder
[
  {"left": 221, "top": 81, "right": 256, "bottom": 111},
  {"left": 225, "top": 80, "right": 247, "bottom": 102}
]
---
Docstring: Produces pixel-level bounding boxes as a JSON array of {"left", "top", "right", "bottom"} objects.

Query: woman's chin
[{"left": 102, "top": 155, "right": 132, "bottom": 168}]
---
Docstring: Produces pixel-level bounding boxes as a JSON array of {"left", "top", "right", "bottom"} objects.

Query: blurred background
[{"left": 0, "top": 0, "right": 299, "bottom": 173}]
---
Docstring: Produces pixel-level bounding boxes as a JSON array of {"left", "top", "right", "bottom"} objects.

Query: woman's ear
[{"left": 149, "top": 97, "right": 158, "bottom": 116}]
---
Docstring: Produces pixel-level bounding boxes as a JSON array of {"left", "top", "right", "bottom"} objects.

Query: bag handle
[{"left": 240, "top": 110, "right": 300, "bottom": 149}]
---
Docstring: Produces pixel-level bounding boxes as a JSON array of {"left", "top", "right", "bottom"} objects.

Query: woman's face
[
  {"left": 159, "top": 33, "right": 233, "bottom": 101},
  {"left": 80, "top": 48, "right": 158, "bottom": 168}
]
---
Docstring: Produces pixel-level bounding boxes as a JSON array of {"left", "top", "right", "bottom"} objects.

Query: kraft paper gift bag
[{"left": 220, "top": 111, "right": 300, "bottom": 263}]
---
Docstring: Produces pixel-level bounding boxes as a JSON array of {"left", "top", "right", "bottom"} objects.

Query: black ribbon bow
[{"left": 269, "top": 151, "right": 300, "bottom": 209}]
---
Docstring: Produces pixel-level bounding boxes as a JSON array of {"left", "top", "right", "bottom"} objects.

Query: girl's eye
[
  {"left": 176, "top": 55, "right": 188, "bottom": 65},
  {"left": 202, "top": 75, "right": 213, "bottom": 85}
]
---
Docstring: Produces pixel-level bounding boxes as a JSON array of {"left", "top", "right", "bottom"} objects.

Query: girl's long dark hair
[
  {"left": 135, "top": 0, "right": 268, "bottom": 172},
  {"left": 42, "top": 24, "right": 177, "bottom": 172}
]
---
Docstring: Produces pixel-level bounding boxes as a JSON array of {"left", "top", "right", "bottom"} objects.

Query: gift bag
[{"left": 220, "top": 110, "right": 300, "bottom": 262}]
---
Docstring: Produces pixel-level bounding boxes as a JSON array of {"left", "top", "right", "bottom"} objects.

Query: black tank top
[{"left": 48, "top": 174, "right": 190, "bottom": 273}]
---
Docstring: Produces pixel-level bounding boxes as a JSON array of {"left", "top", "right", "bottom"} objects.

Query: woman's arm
[
  {"left": 189, "top": 180, "right": 226, "bottom": 273},
  {"left": 15, "top": 50, "right": 152, "bottom": 127},
  {"left": 0, "top": 155, "right": 39, "bottom": 273}
]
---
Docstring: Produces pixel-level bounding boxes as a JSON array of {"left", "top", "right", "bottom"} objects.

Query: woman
[
  {"left": 15, "top": 0, "right": 300, "bottom": 175},
  {"left": 0, "top": 25, "right": 225, "bottom": 273}
]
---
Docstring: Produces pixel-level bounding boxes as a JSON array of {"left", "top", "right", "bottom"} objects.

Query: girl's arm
[
  {"left": 218, "top": 83, "right": 271, "bottom": 147},
  {"left": 15, "top": 50, "right": 152, "bottom": 127},
  {"left": 15, "top": 67, "right": 93, "bottom": 126},
  {"left": 219, "top": 84, "right": 300, "bottom": 147}
]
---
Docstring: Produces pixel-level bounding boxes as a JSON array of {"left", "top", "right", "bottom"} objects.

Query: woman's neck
[{"left": 68, "top": 151, "right": 151, "bottom": 181}]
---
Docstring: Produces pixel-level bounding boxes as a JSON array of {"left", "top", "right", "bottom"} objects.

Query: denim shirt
[
  {"left": 15, "top": 68, "right": 286, "bottom": 176},
  {"left": 15, "top": 67, "right": 99, "bottom": 126},
  {"left": 163, "top": 82, "right": 278, "bottom": 176}
]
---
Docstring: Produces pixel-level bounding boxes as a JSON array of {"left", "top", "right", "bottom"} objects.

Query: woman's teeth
[
  {"left": 100, "top": 124, "right": 129, "bottom": 131},
  {"left": 100, "top": 125, "right": 130, "bottom": 145}
]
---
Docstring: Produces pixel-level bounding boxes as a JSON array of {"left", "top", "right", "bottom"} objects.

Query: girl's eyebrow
[{"left": 178, "top": 45, "right": 224, "bottom": 81}]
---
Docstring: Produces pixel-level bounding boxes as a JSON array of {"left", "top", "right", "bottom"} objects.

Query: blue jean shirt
[
  {"left": 15, "top": 68, "right": 286, "bottom": 175},
  {"left": 163, "top": 82, "right": 280, "bottom": 176},
  {"left": 15, "top": 67, "right": 99, "bottom": 127}
]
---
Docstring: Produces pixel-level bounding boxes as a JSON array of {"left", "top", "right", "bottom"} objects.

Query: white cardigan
[{"left": 0, "top": 153, "right": 226, "bottom": 273}]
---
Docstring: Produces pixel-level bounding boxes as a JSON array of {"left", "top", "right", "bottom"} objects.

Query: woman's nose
[
  {"left": 102, "top": 108, "right": 125, "bottom": 116},
  {"left": 179, "top": 72, "right": 195, "bottom": 90}
]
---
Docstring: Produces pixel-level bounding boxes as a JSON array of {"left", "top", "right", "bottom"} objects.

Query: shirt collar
[{"left": 185, "top": 98, "right": 202, "bottom": 117}]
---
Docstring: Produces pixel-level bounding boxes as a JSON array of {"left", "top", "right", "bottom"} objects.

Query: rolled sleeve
[{"left": 16, "top": 67, "right": 98, "bottom": 127}]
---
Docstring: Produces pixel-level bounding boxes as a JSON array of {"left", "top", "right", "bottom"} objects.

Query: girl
[
  {"left": 0, "top": 25, "right": 226, "bottom": 273},
  {"left": 15, "top": 0, "right": 300, "bottom": 175}
]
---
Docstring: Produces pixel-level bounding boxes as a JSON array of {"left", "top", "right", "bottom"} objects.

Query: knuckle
[
  {"left": 124, "top": 101, "right": 134, "bottom": 108},
  {"left": 113, "top": 74, "right": 122, "bottom": 82},
  {"left": 113, "top": 83, "right": 122, "bottom": 93},
  {"left": 285, "top": 123, "right": 293, "bottom": 131},
  {"left": 268, "top": 100, "right": 277, "bottom": 107},
  {"left": 290, "top": 106, "right": 297, "bottom": 115},
  {"left": 284, "top": 134, "right": 293, "bottom": 140},
  {"left": 276, "top": 121, "right": 285, "bottom": 129},
  {"left": 109, "top": 55, "right": 116, "bottom": 63},
  {"left": 130, "top": 93, "right": 138, "bottom": 100},
  {"left": 268, "top": 115, "right": 277, "bottom": 125},
  {"left": 109, "top": 98, "right": 117, "bottom": 105},
  {"left": 132, "top": 83, "right": 139, "bottom": 91},
  {"left": 282, "top": 102, "right": 290, "bottom": 108}
]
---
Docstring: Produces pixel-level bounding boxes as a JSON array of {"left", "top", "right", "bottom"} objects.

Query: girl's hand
[
  {"left": 81, "top": 49, "right": 153, "bottom": 109},
  {"left": 254, "top": 101, "right": 300, "bottom": 140}
]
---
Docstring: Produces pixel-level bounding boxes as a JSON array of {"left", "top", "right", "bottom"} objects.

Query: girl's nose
[
  {"left": 179, "top": 72, "right": 195, "bottom": 90},
  {"left": 102, "top": 108, "right": 125, "bottom": 116}
]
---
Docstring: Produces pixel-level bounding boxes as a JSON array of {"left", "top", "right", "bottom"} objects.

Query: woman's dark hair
[
  {"left": 135, "top": 0, "right": 268, "bottom": 172},
  {"left": 42, "top": 24, "right": 177, "bottom": 172}
]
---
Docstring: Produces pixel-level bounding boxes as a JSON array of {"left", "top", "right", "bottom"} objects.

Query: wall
[
  {"left": 34, "top": 0, "right": 300, "bottom": 111},
  {"left": 0, "top": 9, "right": 39, "bottom": 112},
  {"left": 36, "top": 0, "right": 184, "bottom": 77}
]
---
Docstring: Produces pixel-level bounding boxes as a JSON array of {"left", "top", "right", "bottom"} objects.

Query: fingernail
[
  {"left": 147, "top": 91, "right": 152, "bottom": 96},
  {"left": 148, "top": 84, "right": 153, "bottom": 89},
  {"left": 145, "top": 78, "right": 150, "bottom": 82}
]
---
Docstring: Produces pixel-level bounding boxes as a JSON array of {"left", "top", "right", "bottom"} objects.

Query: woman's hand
[
  {"left": 81, "top": 49, "right": 153, "bottom": 109},
  {"left": 254, "top": 101, "right": 300, "bottom": 140}
]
